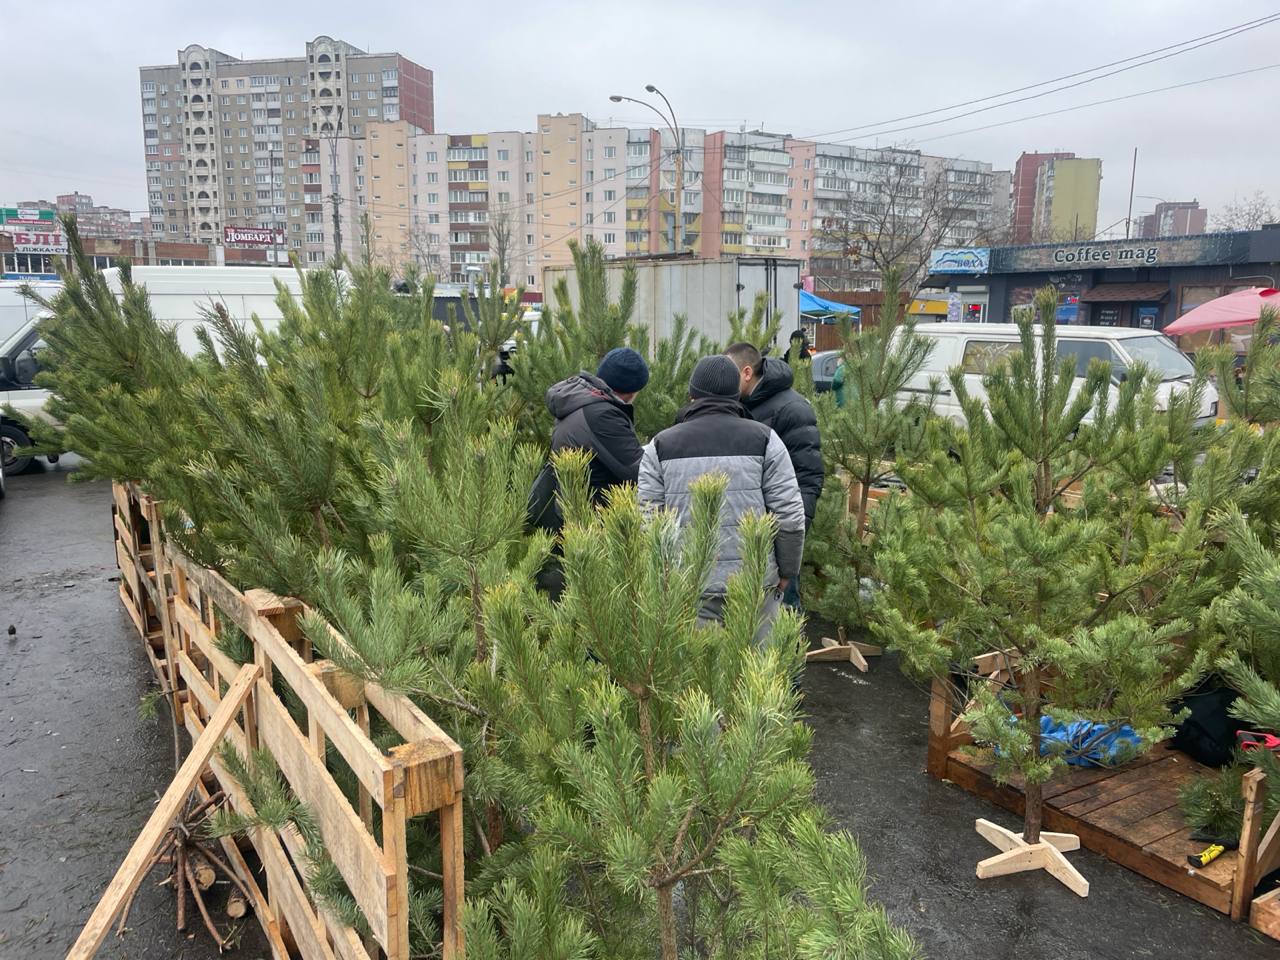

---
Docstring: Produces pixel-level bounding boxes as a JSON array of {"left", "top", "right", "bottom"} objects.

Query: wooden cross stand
[
  {"left": 804, "top": 625, "right": 883, "bottom": 673},
  {"left": 974, "top": 818, "right": 1090, "bottom": 897}
]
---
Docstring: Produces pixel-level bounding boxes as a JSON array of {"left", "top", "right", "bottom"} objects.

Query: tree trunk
[
  {"left": 656, "top": 884, "right": 679, "bottom": 960},
  {"left": 1021, "top": 666, "right": 1043, "bottom": 844}
]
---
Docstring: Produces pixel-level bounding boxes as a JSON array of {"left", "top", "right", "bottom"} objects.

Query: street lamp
[{"left": 609, "top": 85, "right": 685, "bottom": 253}]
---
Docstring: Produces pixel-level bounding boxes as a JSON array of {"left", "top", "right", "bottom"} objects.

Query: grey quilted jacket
[{"left": 638, "top": 396, "right": 806, "bottom": 596}]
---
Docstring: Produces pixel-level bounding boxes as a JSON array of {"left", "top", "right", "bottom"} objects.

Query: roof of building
[{"left": 1079, "top": 282, "right": 1170, "bottom": 303}]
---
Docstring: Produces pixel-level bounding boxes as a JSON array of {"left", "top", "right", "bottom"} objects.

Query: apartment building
[
  {"left": 312, "top": 112, "right": 1005, "bottom": 292},
  {"left": 1137, "top": 200, "right": 1208, "bottom": 239},
  {"left": 1012, "top": 151, "right": 1074, "bottom": 243},
  {"left": 1031, "top": 156, "right": 1102, "bottom": 242},
  {"left": 139, "top": 36, "right": 433, "bottom": 265}
]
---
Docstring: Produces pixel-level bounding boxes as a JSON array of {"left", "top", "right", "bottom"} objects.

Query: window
[
  {"left": 428, "top": 212, "right": 440, "bottom": 223},
  {"left": 382, "top": 68, "right": 398, "bottom": 81},
  {"left": 604, "top": 211, "right": 616, "bottom": 223},
  {"left": 604, "top": 146, "right": 617, "bottom": 158},
  {"left": 1057, "top": 340, "right": 1118, "bottom": 378},
  {"left": 604, "top": 168, "right": 616, "bottom": 179},
  {"left": 142, "top": 80, "right": 156, "bottom": 93},
  {"left": 425, "top": 151, "right": 438, "bottom": 162},
  {"left": 525, "top": 150, "right": 533, "bottom": 162},
  {"left": 526, "top": 234, "right": 534, "bottom": 244},
  {"left": 497, "top": 148, "right": 509, "bottom": 161},
  {"left": 959, "top": 340, "right": 1020, "bottom": 375},
  {"left": 427, "top": 193, "right": 439, "bottom": 203},
  {"left": 351, "top": 89, "right": 360, "bottom": 100},
  {"left": 603, "top": 232, "right": 618, "bottom": 244},
  {"left": 495, "top": 170, "right": 509, "bottom": 182},
  {"left": 498, "top": 191, "right": 511, "bottom": 203}
]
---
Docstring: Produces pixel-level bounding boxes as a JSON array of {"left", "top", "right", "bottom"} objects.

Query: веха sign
[{"left": 223, "top": 226, "right": 284, "bottom": 247}]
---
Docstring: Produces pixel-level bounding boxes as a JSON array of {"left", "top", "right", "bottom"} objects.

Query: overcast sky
[{"left": 3, "top": 0, "right": 1277, "bottom": 235}]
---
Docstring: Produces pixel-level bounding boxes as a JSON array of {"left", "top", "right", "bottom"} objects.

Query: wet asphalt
[
  {"left": 0, "top": 461, "right": 267, "bottom": 959},
  {"left": 0, "top": 463, "right": 1274, "bottom": 959}
]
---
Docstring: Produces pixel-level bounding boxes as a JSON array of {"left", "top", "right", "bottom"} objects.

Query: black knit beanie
[{"left": 688, "top": 355, "right": 742, "bottom": 400}]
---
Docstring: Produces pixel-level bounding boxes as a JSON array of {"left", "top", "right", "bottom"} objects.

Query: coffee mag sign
[{"left": 993, "top": 233, "right": 1250, "bottom": 273}]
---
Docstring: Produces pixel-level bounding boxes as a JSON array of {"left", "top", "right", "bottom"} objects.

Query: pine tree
[
  {"left": 871, "top": 286, "right": 1214, "bottom": 889},
  {"left": 727, "top": 291, "right": 783, "bottom": 353},
  {"left": 477, "top": 452, "right": 915, "bottom": 960},
  {"left": 806, "top": 268, "right": 934, "bottom": 630},
  {"left": 1207, "top": 307, "right": 1280, "bottom": 425}
]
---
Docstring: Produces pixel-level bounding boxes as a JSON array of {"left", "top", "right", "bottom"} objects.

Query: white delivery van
[
  {"left": 902, "top": 323, "right": 1219, "bottom": 426},
  {"left": 0, "top": 279, "right": 62, "bottom": 344},
  {"left": 0, "top": 265, "right": 309, "bottom": 476}
]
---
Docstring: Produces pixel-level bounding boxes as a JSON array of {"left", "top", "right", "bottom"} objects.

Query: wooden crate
[
  {"left": 108, "top": 483, "right": 465, "bottom": 959},
  {"left": 927, "top": 676, "right": 1280, "bottom": 936}
]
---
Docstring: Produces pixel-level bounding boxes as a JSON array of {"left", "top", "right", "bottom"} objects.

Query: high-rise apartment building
[
  {"left": 1011, "top": 151, "right": 1071, "bottom": 243},
  {"left": 1030, "top": 156, "right": 1101, "bottom": 242},
  {"left": 313, "top": 113, "right": 1007, "bottom": 292},
  {"left": 139, "top": 37, "right": 433, "bottom": 263},
  {"left": 1137, "top": 200, "right": 1208, "bottom": 239}
]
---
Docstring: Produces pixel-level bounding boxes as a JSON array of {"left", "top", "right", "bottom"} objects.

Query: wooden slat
[
  {"left": 249, "top": 616, "right": 392, "bottom": 808},
  {"left": 165, "top": 545, "right": 256, "bottom": 636},
  {"left": 1251, "top": 887, "right": 1280, "bottom": 940},
  {"left": 1233, "top": 769, "right": 1268, "bottom": 921},
  {"left": 256, "top": 685, "right": 394, "bottom": 950},
  {"left": 439, "top": 799, "right": 465, "bottom": 960},
  {"left": 68, "top": 664, "right": 260, "bottom": 960},
  {"left": 174, "top": 596, "right": 241, "bottom": 686}
]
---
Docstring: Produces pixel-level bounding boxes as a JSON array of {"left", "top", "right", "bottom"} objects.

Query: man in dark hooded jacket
[
  {"left": 529, "top": 347, "right": 650, "bottom": 534},
  {"left": 725, "top": 342, "right": 823, "bottom": 610}
]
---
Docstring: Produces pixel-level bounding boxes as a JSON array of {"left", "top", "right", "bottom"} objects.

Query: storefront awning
[{"left": 1078, "top": 283, "right": 1170, "bottom": 303}]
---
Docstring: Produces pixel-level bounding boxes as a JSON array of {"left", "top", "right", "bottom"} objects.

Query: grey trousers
[{"left": 698, "top": 589, "right": 783, "bottom": 647}]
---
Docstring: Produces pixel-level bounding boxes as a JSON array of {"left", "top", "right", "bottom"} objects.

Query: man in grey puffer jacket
[{"left": 638, "top": 355, "right": 805, "bottom": 632}]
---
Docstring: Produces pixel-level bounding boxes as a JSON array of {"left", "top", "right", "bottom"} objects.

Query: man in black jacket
[
  {"left": 547, "top": 346, "right": 649, "bottom": 497},
  {"left": 530, "top": 347, "right": 649, "bottom": 597},
  {"left": 725, "top": 341, "right": 823, "bottom": 608}
]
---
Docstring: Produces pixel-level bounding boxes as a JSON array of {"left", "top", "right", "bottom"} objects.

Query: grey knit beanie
[{"left": 688, "top": 355, "right": 742, "bottom": 400}]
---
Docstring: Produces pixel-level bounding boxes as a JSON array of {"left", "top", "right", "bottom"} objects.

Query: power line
[
  {"left": 907, "top": 62, "right": 1280, "bottom": 146},
  {"left": 801, "top": 10, "right": 1280, "bottom": 141}
]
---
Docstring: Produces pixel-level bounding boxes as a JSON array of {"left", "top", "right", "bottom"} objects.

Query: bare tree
[
  {"left": 1212, "top": 190, "right": 1275, "bottom": 232},
  {"left": 407, "top": 214, "right": 444, "bottom": 278},
  {"left": 489, "top": 209, "right": 515, "bottom": 287},
  {"left": 810, "top": 148, "right": 997, "bottom": 294}
]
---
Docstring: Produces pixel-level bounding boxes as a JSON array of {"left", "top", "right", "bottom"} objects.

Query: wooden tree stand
[
  {"left": 805, "top": 625, "right": 882, "bottom": 672},
  {"left": 974, "top": 819, "right": 1089, "bottom": 897}
]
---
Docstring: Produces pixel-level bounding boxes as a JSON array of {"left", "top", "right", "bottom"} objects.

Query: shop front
[{"left": 927, "top": 229, "right": 1280, "bottom": 333}]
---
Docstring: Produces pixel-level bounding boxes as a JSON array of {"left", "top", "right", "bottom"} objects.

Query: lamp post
[{"left": 610, "top": 86, "right": 684, "bottom": 254}]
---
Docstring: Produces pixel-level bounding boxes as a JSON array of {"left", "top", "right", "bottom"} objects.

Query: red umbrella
[{"left": 1164, "top": 287, "right": 1280, "bottom": 336}]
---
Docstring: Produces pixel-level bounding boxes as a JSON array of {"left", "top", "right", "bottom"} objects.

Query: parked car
[
  {"left": 901, "top": 324, "right": 1219, "bottom": 426},
  {"left": 810, "top": 349, "right": 842, "bottom": 393},
  {"left": 0, "top": 265, "right": 312, "bottom": 476}
]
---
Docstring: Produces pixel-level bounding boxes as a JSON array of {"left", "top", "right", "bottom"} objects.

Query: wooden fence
[{"left": 111, "top": 482, "right": 464, "bottom": 959}]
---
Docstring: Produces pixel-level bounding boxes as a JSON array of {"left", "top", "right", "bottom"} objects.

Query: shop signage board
[
  {"left": 223, "top": 226, "right": 284, "bottom": 247},
  {"left": 994, "top": 233, "right": 1250, "bottom": 273},
  {"left": 7, "top": 230, "right": 68, "bottom": 254},
  {"left": 929, "top": 247, "right": 991, "bottom": 274},
  {"left": 0, "top": 207, "right": 57, "bottom": 226}
]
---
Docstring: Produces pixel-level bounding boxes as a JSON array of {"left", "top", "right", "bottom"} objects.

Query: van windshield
[{"left": 1122, "top": 336, "right": 1195, "bottom": 380}]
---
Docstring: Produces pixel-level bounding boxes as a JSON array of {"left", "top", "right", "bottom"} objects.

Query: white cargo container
[{"left": 542, "top": 255, "right": 803, "bottom": 349}]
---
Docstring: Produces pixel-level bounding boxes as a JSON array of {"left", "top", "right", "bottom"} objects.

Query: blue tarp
[{"left": 800, "top": 290, "right": 861, "bottom": 318}]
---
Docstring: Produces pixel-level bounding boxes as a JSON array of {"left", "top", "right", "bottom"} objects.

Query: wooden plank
[
  {"left": 1251, "top": 887, "right": 1280, "bottom": 940},
  {"left": 174, "top": 597, "right": 241, "bottom": 686},
  {"left": 439, "top": 799, "right": 465, "bottom": 960},
  {"left": 114, "top": 510, "right": 138, "bottom": 557},
  {"left": 1143, "top": 831, "right": 1237, "bottom": 891},
  {"left": 166, "top": 545, "right": 256, "bottom": 636},
  {"left": 256, "top": 685, "right": 394, "bottom": 950},
  {"left": 1057, "top": 758, "right": 1183, "bottom": 817},
  {"left": 365, "top": 682, "right": 458, "bottom": 771},
  {"left": 1255, "top": 808, "right": 1280, "bottom": 881},
  {"left": 1233, "top": 769, "right": 1268, "bottom": 921},
  {"left": 390, "top": 741, "right": 462, "bottom": 818},
  {"left": 381, "top": 786, "right": 411, "bottom": 960},
  {"left": 927, "top": 679, "right": 953, "bottom": 779},
  {"left": 249, "top": 615, "right": 392, "bottom": 808},
  {"left": 67, "top": 664, "right": 260, "bottom": 960}
]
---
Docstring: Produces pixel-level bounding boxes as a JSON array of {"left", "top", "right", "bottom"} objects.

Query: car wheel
[{"left": 1, "top": 424, "right": 34, "bottom": 477}]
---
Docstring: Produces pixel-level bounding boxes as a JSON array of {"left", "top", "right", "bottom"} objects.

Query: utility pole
[
  {"left": 1124, "top": 147, "right": 1137, "bottom": 240},
  {"left": 269, "top": 142, "right": 282, "bottom": 266},
  {"left": 326, "top": 105, "right": 345, "bottom": 261}
]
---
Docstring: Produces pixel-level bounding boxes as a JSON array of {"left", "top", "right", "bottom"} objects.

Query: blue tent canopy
[{"left": 800, "top": 289, "right": 861, "bottom": 319}]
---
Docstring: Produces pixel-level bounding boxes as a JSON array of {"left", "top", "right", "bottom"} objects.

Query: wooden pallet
[
  {"left": 928, "top": 676, "right": 1280, "bottom": 936},
  {"left": 106, "top": 482, "right": 465, "bottom": 959}
]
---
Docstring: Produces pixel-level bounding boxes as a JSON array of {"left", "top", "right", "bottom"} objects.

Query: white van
[
  {"left": 0, "top": 265, "right": 309, "bottom": 476},
  {"left": 902, "top": 323, "right": 1219, "bottom": 426}
]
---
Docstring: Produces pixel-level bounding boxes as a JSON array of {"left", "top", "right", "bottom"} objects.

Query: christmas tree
[{"left": 872, "top": 286, "right": 1214, "bottom": 893}]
